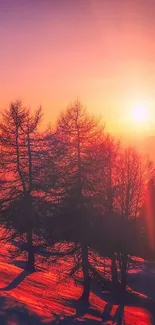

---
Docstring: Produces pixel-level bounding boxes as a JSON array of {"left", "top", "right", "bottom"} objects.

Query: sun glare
[{"left": 131, "top": 104, "right": 149, "bottom": 124}]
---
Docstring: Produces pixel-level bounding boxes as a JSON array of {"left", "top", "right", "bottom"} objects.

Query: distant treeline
[{"left": 0, "top": 100, "right": 154, "bottom": 301}]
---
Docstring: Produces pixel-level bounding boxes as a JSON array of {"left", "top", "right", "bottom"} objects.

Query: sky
[{"left": 1, "top": 0, "right": 155, "bottom": 137}]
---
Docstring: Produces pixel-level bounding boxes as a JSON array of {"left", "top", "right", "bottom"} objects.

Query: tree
[
  {"left": 45, "top": 101, "right": 106, "bottom": 301},
  {"left": 115, "top": 147, "right": 145, "bottom": 289},
  {"left": 93, "top": 143, "right": 145, "bottom": 291},
  {"left": 0, "top": 101, "right": 43, "bottom": 270},
  {"left": 92, "top": 135, "right": 120, "bottom": 288}
]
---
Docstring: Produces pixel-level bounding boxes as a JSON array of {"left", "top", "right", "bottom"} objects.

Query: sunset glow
[
  {"left": 131, "top": 104, "right": 149, "bottom": 124},
  {"left": 1, "top": 2, "right": 155, "bottom": 324},
  {"left": 0, "top": 0, "right": 155, "bottom": 138}
]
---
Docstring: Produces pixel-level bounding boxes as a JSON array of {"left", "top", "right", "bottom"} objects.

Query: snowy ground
[{"left": 0, "top": 243, "right": 154, "bottom": 324}]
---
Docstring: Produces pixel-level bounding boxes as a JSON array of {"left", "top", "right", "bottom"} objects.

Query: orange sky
[{"left": 1, "top": 0, "right": 155, "bottom": 138}]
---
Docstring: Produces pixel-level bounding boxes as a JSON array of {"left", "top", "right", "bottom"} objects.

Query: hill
[{"left": 0, "top": 242, "right": 153, "bottom": 324}]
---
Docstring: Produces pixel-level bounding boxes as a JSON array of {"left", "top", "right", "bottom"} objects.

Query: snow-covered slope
[{"left": 0, "top": 243, "right": 153, "bottom": 324}]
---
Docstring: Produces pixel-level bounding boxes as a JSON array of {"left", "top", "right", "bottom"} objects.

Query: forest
[{"left": 0, "top": 100, "right": 154, "bottom": 323}]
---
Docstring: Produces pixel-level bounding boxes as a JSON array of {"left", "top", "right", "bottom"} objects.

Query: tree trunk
[
  {"left": 111, "top": 253, "right": 118, "bottom": 289},
  {"left": 120, "top": 253, "right": 128, "bottom": 290},
  {"left": 79, "top": 244, "right": 90, "bottom": 302},
  {"left": 26, "top": 228, "right": 35, "bottom": 271},
  {"left": 24, "top": 192, "right": 35, "bottom": 271}
]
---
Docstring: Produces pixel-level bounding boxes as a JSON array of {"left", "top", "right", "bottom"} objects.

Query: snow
[{"left": 0, "top": 242, "right": 153, "bottom": 324}]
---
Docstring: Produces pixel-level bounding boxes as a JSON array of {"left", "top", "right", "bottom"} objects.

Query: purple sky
[{"left": 0, "top": 0, "right": 155, "bottom": 135}]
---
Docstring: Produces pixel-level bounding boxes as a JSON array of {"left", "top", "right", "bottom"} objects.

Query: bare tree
[
  {"left": 0, "top": 101, "right": 43, "bottom": 270},
  {"left": 115, "top": 147, "right": 145, "bottom": 289},
  {"left": 44, "top": 101, "right": 106, "bottom": 301},
  {"left": 92, "top": 135, "right": 120, "bottom": 287}
]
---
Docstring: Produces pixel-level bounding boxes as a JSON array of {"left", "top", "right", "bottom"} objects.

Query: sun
[
  {"left": 131, "top": 104, "right": 149, "bottom": 124},
  {"left": 122, "top": 100, "right": 153, "bottom": 134}
]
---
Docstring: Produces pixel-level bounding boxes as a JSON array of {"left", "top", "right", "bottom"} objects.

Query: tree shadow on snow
[
  {"left": 12, "top": 260, "right": 30, "bottom": 270},
  {"left": 0, "top": 269, "right": 34, "bottom": 291},
  {"left": 51, "top": 298, "right": 125, "bottom": 325},
  {"left": 11, "top": 259, "right": 43, "bottom": 272},
  {"left": 51, "top": 288, "right": 155, "bottom": 325},
  {"left": 101, "top": 290, "right": 155, "bottom": 325},
  {"left": 0, "top": 296, "right": 47, "bottom": 325}
]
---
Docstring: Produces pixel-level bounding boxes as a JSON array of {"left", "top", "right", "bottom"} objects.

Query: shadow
[
  {"left": 0, "top": 269, "right": 34, "bottom": 291},
  {"left": 102, "top": 302, "right": 113, "bottom": 322},
  {"left": 0, "top": 293, "right": 126, "bottom": 325},
  {"left": 57, "top": 287, "right": 155, "bottom": 325},
  {"left": 11, "top": 259, "right": 42, "bottom": 272},
  {"left": 0, "top": 268, "right": 153, "bottom": 325},
  {"left": 12, "top": 260, "right": 29, "bottom": 270},
  {"left": 91, "top": 274, "right": 155, "bottom": 323},
  {"left": 113, "top": 304, "right": 125, "bottom": 325},
  {"left": 0, "top": 295, "right": 49, "bottom": 325},
  {"left": 51, "top": 298, "right": 101, "bottom": 324},
  {"left": 128, "top": 271, "right": 155, "bottom": 301},
  {"left": 101, "top": 290, "right": 155, "bottom": 325},
  {"left": 52, "top": 298, "right": 115, "bottom": 324}
]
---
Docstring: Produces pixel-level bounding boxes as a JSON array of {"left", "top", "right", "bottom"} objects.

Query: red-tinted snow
[{"left": 0, "top": 242, "right": 153, "bottom": 324}]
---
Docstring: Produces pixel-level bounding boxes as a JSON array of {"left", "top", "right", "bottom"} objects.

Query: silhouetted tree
[
  {"left": 92, "top": 144, "right": 145, "bottom": 290},
  {"left": 45, "top": 101, "right": 106, "bottom": 301},
  {"left": 0, "top": 98, "right": 150, "bottom": 298},
  {"left": 92, "top": 135, "right": 120, "bottom": 287},
  {"left": 0, "top": 101, "right": 43, "bottom": 270},
  {"left": 115, "top": 147, "right": 145, "bottom": 289}
]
